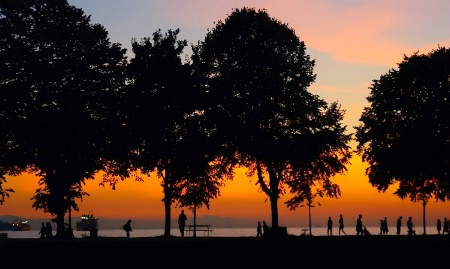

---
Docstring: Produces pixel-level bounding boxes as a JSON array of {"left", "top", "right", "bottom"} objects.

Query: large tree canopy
[
  {"left": 192, "top": 7, "right": 352, "bottom": 230},
  {"left": 355, "top": 46, "right": 450, "bottom": 233},
  {"left": 355, "top": 46, "right": 450, "bottom": 197},
  {"left": 124, "top": 28, "right": 200, "bottom": 236},
  {"left": 0, "top": 0, "right": 127, "bottom": 236},
  {"left": 124, "top": 28, "right": 233, "bottom": 237}
]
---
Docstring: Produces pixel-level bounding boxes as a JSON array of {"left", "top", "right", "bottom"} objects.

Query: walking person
[
  {"left": 256, "top": 221, "right": 263, "bottom": 237},
  {"left": 178, "top": 209, "right": 187, "bottom": 237},
  {"left": 379, "top": 219, "right": 384, "bottom": 235},
  {"left": 262, "top": 221, "right": 270, "bottom": 236},
  {"left": 437, "top": 218, "right": 442, "bottom": 235},
  {"left": 45, "top": 222, "right": 53, "bottom": 238},
  {"left": 443, "top": 217, "right": 449, "bottom": 235},
  {"left": 382, "top": 217, "right": 388, "bottom": 234},
  {"left": 356, "top": 214, "right": 363, "bottom": 236},
  {"left": 338, "top": 214, "right": 346, "bottom": 235},
  {"left": 396, "top": 216, "right": 402, "bottom": 235},
  {"left": 327, "top": 216, "right": 333, "bottom": 236},
  {"left": 122, "top": 219, "right": 132, "bottom": 238},
  {"left": 39, "top": 222, "right": 46, "bottom": 239}
]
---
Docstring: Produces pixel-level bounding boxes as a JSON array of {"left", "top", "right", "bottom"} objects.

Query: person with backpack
[{"left": 123, "top": 219, "right": 132, "bottom": 238}]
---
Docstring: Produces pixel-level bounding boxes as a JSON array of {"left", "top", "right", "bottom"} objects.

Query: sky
[{"left": 1, "top": 0, "right": 450, "bottom": 228}]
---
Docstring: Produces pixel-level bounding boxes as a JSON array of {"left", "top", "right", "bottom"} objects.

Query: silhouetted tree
[
  {"left": 176, "top": 171, "right": 223, "bottom": 238},
  {"left": 0, "top": 168, "right": 14, "bottom": 205},
  {"left": 192, "top": 7, "right": 352, "bottom": 231},
  {"left": 0, "top": 0, "right": 127, "bottom": 236},
  {"left": 174, "top": 117, "right": 233, "bottom": 237},
  {"left": 286, "top": 174, "right": 338, "bottom": 236},
  {"left": 123, "top": 29, "right": 199, "bottom": 236},
  {"left": 355, "top": 46, "right": 450, "bottom": 234}
]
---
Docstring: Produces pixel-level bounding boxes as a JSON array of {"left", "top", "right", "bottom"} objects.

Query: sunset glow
[{"left": 1, "top": 0, "right": 449, "bottom": 228}]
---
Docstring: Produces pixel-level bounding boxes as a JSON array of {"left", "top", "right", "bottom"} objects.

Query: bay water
[{"left": 2, "top": 226, "right": 439, "bottom": 239}]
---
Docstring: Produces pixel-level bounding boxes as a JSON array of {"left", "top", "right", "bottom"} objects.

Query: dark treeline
[{"left": 1, "top": 1, "right": 449, "bottom": 238}]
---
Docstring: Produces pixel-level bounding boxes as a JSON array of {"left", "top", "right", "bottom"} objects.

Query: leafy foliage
[
  {"left": 355, "top": 46, "right": 450, "bottom": 202},
  {"left": 0, "top": 0, "right": 127, "bottom": 236},
  {"left": 192, "top": 7, "right": 352, "bottom": 228},
  {"left": 0, "top": 171, "right": 14, "bottom": 205},
  {"left": 125, "top": 28, "right": 205, "bottom": 236}
]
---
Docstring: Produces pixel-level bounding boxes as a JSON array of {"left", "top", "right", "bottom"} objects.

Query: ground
[{"left": 1, "top": 235, "right": 449, "bottom": 267}]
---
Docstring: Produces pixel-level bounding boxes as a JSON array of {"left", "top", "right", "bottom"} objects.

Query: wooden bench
[
  {"left": 300, "top": 229, "right": 309, "bottom": 236},
  {"left": 0, "top": 233, "right": 8, "bottom": 239},
  {"left": 185, "top": 224, "right": 213, "bottom": 237}
]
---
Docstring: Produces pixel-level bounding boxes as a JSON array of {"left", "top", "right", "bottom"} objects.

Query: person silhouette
[
  {"left": 256, "top": 221, "right": 263, "bottom": 237},
  {"left": 178, "top": 210, "right": 187, "bottom": 237},
  {"left": 45, "top": 222, "right": 53, "bottom": 238},
  {"left": 338, "top": 214, "right": 346, "bottom": 235},
  {"left": 262, "top": 221, "right": 270, "bottom": 236},
  {"left": 327, "top": 216, "right": 333, "bottom": 236},
  {"left": 382, "top": 217, "right": 388, "bottom": 234},
  {"left": 443, "top": 217, "right": 449, "bottom": 234},
  {"left": 356, "top": 214, "right": 363, "bottom": 235},
  {"left": 396, "top": 216, "right": 402, "bottom": 235},
  {"left": 407, "top": 217, "right": 415, "bottom": 235},
  {"left": 39, "top": 222, "right": 46, "bottom": 239},
  {"left": 122, "top": 219, "right": 132, "bottom": 238},
  {"left": 437, "top": 218, "right": 442, "bottom": 235}
]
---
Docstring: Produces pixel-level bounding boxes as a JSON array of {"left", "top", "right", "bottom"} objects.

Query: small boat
[
  {"left": 11, "top": 219, "right": 30, "bottom": 231},
  {"left": 76, "top": 211, "right": 98, "bottom": 231}
]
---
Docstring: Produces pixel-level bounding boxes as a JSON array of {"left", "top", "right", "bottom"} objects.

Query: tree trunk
[
  {"left": 163, "top": 186, "right": 172, "bottom": 236},
  {"left": 163, "top": 197, "right": 172, "bottom": 236},
  {"left": 256, "top": 161, "right": 283, "bottom": 235},
  {"left": 55, "top": 211, "right": 65, "bottom": 238},
  {"left": 270, "top": 194, "right": 279, "bottom": 229},
  {"left": 308, "top": 205, "right": 312, "bottom": 236},
  {"left": 422, "top": 200, "right": 427, "bottom": 235},
  {"left": 193, "top": 206, "right": 197, "bottom": 238}
]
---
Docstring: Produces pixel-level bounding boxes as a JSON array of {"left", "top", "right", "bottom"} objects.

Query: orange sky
[
  {"left": 1, "top": 0, "right": 449, "bottom": 228},
  {"left": 1, "top": 154, "right": 448, "bottom": 228}
]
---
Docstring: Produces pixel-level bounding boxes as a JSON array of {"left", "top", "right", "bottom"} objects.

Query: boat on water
[
  {"left": 11, "top": 219, "right": 30, "bottom": 231},
  {"left": 76, "top": 211, "right": 98, "bottom": 231}
]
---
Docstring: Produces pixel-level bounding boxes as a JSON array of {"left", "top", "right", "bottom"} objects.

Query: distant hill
[
  {"left": 0, "top": 220, "right": 13, "bottom": 230},
  {"left": 0, "top": 214, "right": 258, "bottom": 230}
]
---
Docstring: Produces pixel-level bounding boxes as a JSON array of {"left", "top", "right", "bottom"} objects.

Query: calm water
[{"left": 2, "top": 226, "right": 439, "bottom": 239}]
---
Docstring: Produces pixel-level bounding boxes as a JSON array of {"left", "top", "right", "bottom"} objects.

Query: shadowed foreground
[{"left": 1, "top": 235, "right": 449, "bottom": 267}]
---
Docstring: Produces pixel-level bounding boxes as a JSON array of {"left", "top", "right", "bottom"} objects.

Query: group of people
[
  {"left": 324, "top": 214, "right": 366, "bottom": 235},
  {"left": 325, "top": 214, "right": 447, "bottom": 236},
  {"left": 363, "top": 215, "right": 414, "bottom": 236},
  {"left": 436, "top": 217, "right": 449, "bottom": 235},
  {"left": 324, "top": 214, "right": 347, "bottom": 236},
  {"left": 38, "top": 221, "right": 75, "bottom": 238},
  {"left": 120, "top": 212, "right": 449, "bottom": 238},
  {"left": 324, "top": 214, "right": 365, "bottom": 236},
  {"left": 38, "top": 221, "right": 54, "bottom": 238},
  {"left": 395, "top": 216, "right": 417, "bottom": 235},
  {"left": 326, "top": 215, "right": 347, "bottom": 236},
  {"left": 379, "top": 217, "right": 389, "bottom": 235},
  {"left": 121, "top": 209, "right": 188, "bottom": 238},
  {"left": 256, "top": 220, "right": 270, "bottom": 237},
  {"left": 396, "top": 216, "right": 416, "bottom": 235}
]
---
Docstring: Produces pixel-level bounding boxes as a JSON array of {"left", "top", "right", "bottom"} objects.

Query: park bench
[{"left": 185, "top": 224, "right": 213, "bottom": 237}]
